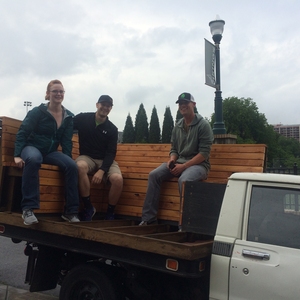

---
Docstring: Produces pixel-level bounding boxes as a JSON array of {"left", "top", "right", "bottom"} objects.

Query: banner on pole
[{"left": 205, "top": 38, "right": 216, "bottom": 88}]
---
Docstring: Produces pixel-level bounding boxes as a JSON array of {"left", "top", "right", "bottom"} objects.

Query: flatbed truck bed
[{"left": 0, "top": 212, "right": 213, "bottom": 277}]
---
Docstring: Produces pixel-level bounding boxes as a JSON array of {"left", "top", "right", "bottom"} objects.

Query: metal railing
[{"left": 266, "top": 163, "right": 298, "bottom": 175}]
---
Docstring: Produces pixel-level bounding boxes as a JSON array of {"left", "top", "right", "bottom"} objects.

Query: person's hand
[
  {"left": 91, "top": 169, "right": 105, "bottom": 185},
  {"left": 167, "top": 160, "right": 176, "bottom": 170},
  {"left": 170, "top": 163, "right": 186, "bottom": 176},
  {"left": 14, "top": 157, "right": 24, "bottom": 168}
]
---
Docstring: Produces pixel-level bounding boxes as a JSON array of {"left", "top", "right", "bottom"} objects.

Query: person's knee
[
  {"left": 26, "top": 154, "right": 42, "bottom": 165},
  {"left": 76, "top": 160, "right": 89, "bottom": 174},
  {"left": 110, "top": 173, "right": 123, "bottom": 188},
  {"left": 149, "top": 167, "right": 161, "bottom": 180},
  {"left": 69, "top": 160, "right": 78, "bottom": 172},
  {"left": 180, "top": 166, "right": 207, "bottom": 182}
]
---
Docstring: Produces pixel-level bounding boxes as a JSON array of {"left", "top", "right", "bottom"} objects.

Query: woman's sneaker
[
  {"left": 22, "top": 210, "right": 38, "bottom": 225},
  {"left": 61, "top": 214, "right": 80, "bottom": 222}
]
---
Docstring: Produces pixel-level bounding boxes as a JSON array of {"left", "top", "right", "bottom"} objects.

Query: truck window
[{"left": 247, "top": 186, "right": 300, "bottom": 249}]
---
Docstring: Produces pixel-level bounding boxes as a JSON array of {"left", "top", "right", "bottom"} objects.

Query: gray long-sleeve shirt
[{"left": 170, "top": 113, "right": 214, "bottom": 172}]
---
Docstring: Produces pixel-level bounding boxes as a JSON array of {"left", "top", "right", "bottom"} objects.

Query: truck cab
[{"left": 210, "top": 173, "right": 300, "bottom": 300}]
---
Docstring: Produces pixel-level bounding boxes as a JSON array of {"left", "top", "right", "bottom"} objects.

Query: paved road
[{"left": 0, "top": 235, "right": 60, "bottom": 298}]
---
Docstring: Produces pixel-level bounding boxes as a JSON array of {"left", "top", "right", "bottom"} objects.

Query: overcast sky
[{"left": 1, "top": 0, "right": 299, "bottom": 131}]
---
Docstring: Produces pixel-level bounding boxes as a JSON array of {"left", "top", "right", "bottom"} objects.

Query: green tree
[
  {"left": 149, "top": 106, "right": 161, "bottom": 143},
  {"left": 210, "top": 96, "right": 300, "bottom": 168},
  {"left": 122, "top": 113, "right": 135, "bottom": 143},
  {"left": 276, "top": 135, "right": 300, "bottom": 168},
  {"left": 210, "top": 97, "right": 269, "bottom": 144},
  {"left": 262, "top": 124, "right": 281, "bottom": 167},
  {"left": 161, "top": 106, "right": 174, "bottom": 143},
  {"left": 135, "top": 103, "right": 149, "bottom": 143}
]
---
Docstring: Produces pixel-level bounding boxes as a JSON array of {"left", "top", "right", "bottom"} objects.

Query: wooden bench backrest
[
  {"left": 0, "top": 117, "right": 267, "bottom": 176},
  {"left": 0, "top": 117, "right": 79, "bottom": 166},
  {"left": 115, "top": 143, "right": 267, "bottom": 183},
  {"left": 0, "top": 116, "right": 267, "bottom": 222},
  {"left": 113, "top": 143, "right": 266, "bottom": 221},
  {"left": 0, "top": 116, "right": 20, "bottom": 166}
]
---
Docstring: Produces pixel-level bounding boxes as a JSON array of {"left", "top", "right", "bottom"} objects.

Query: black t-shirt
[{"left": 73, "top": 113, "right": 118, "bottom": 172}]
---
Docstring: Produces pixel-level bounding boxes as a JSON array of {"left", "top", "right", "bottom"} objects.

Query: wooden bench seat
[{"left": 0, "top": 116, "right": 267, "bottom": 223}]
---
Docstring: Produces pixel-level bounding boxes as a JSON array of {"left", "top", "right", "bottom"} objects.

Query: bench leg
[
  {"left": 0, "top": 167, "right": 22, "bottom": 212},
  {"left": 178, "top": 182, "right": 186, "bottom": 231},
  {"left": 0, "top": 166, "right": 4, "bottom": 211},
  {"left": 6, "top": 176, "right": 17, "bottom": 211}
]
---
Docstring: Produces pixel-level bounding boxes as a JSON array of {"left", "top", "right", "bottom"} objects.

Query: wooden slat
[{"left": 210, "top": 158, "right": 264, "bottom": 167}]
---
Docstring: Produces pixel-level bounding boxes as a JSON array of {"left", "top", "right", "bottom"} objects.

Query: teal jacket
[
  {"left": 170, "top": 113, "right": 214, "bottom": 172},
  {"left": 14, "top": 103, "right": 74, "bottom": 157}
]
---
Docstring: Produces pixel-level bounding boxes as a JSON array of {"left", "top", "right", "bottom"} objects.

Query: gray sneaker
[
  {"left": 61, "top": 214, "right": 80, "bottom": 222},
  {"left": 139, "top": 220, "right": 158, "bottom": 226},
  {"left": 139, "top": 220, "right": 148, "bottom": 226},
  {"left": 22, "top": 210, "right": 38, "bottom": 225}
]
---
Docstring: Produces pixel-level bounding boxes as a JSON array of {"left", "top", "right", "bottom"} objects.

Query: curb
[{"left": 0, "top": 284, "right": 58, "bottom": 299}]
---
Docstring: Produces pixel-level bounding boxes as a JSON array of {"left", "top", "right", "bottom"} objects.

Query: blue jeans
[
  {"left": 141, "top": 162, "right": 207, "bottom": 223},
  {"left": 20, "top": 146, "right": 79, "bottom": 214}
]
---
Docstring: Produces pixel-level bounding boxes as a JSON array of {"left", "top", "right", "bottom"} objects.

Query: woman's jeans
[
  {"left": 141, "top": 162, "right": 207, "bottom": 223},
  {"left": 20, "top": 146, "right": 79, "bottom": 215}
]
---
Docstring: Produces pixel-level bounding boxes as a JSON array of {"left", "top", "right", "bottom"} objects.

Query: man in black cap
[
  {"left": 74, "top": 95, "right": 123, "bottom": 221},
  {"left": 139, "top": 92, "right": 214, "bottom": 225}
]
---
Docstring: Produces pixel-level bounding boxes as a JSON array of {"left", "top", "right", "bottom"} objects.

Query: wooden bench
[{"left": 0, "top": 116, "right": 267, "bottom": 222}]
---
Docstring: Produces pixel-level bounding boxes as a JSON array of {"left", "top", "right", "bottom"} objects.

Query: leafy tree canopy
[
  {"left": 211, "top": 97, "right": 268, "bottom": 143},
  {"left": 210, "top": 96, "right": 300, "bottom": 168}
]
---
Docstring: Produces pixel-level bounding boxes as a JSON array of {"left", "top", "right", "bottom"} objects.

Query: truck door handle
[{"left": 242, "top": 249, "right": 270, "bottom": 260}]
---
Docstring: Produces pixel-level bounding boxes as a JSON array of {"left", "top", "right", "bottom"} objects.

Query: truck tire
[{"left": 59, "top": 263, "right": 119, "bottom": 300}]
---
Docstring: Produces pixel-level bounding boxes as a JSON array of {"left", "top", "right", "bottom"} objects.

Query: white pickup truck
[
  {"left": 1, "top": 172, "right": 299, "bottom": 299},
  {"left": 210, "top": 172, "right": 300, "bottom": 300}
]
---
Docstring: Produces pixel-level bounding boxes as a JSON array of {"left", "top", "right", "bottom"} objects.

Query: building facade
[{"left": 273, "top": 124, "right": 300, "bottom": 142}]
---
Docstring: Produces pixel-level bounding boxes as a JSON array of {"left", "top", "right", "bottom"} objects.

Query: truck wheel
[{"left": 59, "top": 264, "right": 118, "bottom": 300}]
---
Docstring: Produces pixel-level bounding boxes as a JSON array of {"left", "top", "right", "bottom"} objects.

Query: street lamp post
[
  {"left": 209, "top": 17, "right": 226, "bottom": 134},
  {"left": 24, "top": 101, "right": 32, "bottom": 114}
]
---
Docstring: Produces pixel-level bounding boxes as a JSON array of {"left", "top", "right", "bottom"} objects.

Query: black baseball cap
[
  {"left": 176, "top": 92, "right": 195, "bottom": 104},
  {"left": 97, "top": 95, "right": 113, "bottom": 106}
]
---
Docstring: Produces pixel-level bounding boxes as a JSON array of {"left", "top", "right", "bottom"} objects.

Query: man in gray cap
[
  {"left": 74, "top": 95, "right": 123, "bottom": 221},
  {"left": 139, "top": 92, "right": 214, "bottom": 225}
]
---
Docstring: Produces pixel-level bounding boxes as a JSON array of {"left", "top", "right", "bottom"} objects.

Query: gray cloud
[{"left": 1, "top": 0, "right": 300, "bottom": 130}]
